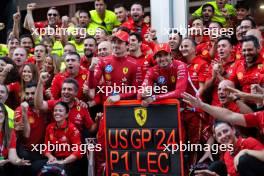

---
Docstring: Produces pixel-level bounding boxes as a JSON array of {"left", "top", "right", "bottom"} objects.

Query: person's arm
[
  {"left": 88, "top": 57, "right": 101, "bottom": 88},
  {"left": 225, "top": 86, "right": 264, "bottom": 103},
  {"left": 182, "top": 92, "right": 247, "bottom": 127},
  {"left": 12, "top": 7, "right": 20, "bottom": 39},
  {"left": 157, "top": 62, "right": 188, "bottom": 100},
  {"left": 233, "top": 98, "right": 253, "bottom": 114},
  {"left": 21, "top": 102, "right": 30, "bottom": 138},
  {"left": 88, "top": 112, "right": 103, "bottom": 133},
  {"left": 34, "top": 72, "right": 49, "bottom": 111},
  {"left": 25, "top": 3, "right": 39, "bottom": 41},
  {"left": 8, "top": 149, "right": 31, "bottom": 166}
]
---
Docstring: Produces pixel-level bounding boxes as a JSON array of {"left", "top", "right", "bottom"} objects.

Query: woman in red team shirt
[
  {"left": 41, "top": 54, "right": 61, "bottom": 100},
  {"left": 8, "top": 63, "right": 38, "bottom": 103},
  {"left": 195, "top": 121, "right": 264, "bottom": 176},
  {"left": 0, "top": 103, "right": 30, "bottom": 176},
  {"left": 43, "top": 102, "right": 82, "bottom": 176}
]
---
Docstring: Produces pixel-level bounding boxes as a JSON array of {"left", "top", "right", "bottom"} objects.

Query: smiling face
[
  {"left": 0, "top": 85, "right": 8, "bottom": 104},
  {"left": 242, "top": 41, "right": 259, "bottom": 65},
  {"left": 155, "top": 51, "right": 172, "bottom": 68},
  {"left": 131, "top": 4, "right": 144, "bottom": 23},
  {"left": 47, "top": 8, "right": 59, "bottom": 26},
  {"left": 44, "top": 56, "right": 54, "bottom": 73},
  {"left": 61, "top": 83, "right": 77, "bottom": 103},
  {"left": 20, "top": 37, "right": 33, "bottom": 52},
  {"left": 179, "top": 39, "right": 196, "bottom": 58},
  {"left": 112, "top": 38, "right": 127, "bottom": 57},
  {"left": 168, "top": 33, "right": 181, "bottom": 51},
  {"left": 53, "top": 104, "right": 67, "bottom": 123},
  {"left": 214, "top": 123, "right": 236, "bottom": 145},
  {"left": 115, "top": 6, "right": 127, "bottom": 23},
  {"left": 22, "top": 65, "right": 33, "bottom": 83},
  {"left": 129, "top": 35, "right": 141, "bottom": 52}
]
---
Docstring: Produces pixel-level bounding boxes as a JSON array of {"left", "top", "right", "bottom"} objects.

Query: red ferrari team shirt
[
  {"left": 0, "top": 129, "right": 16, "bottom": 158},
  {"left": 44, "top": 121, "right": 82, "bottom": 159},
  {"left": 51, "top": 67, "right": 89, "bottom": 100},
  {"left": 186, "top": 56, "right": 209, "bottom": 96},
  {"left": 224, "top": 137, "right": 264, "bottom": 176},
  {"left": 88, "top": 55, "right": 141, "bottom": 100},
  {"left": 15, "top": 106, "right": 46, "bottom": 149},
  {"left": 47, "top": 99, "right": 94, "bottom": 132},
  {"left": 141, "top": 60, "right": 188, "bottom": 100},
  {"left": 229, "top": 55, "right": 264, "bottom": 93}
]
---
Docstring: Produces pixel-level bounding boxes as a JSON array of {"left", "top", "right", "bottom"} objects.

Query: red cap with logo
[
  {"left": 153, "top": 43, "right": 171, "bottom": 56},
  {"left": 112, "top": 30, "right": 129, "bottom": 42}
]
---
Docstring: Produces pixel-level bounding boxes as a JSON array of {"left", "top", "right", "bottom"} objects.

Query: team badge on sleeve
[
  {"left": 123, "top": 67, "right": 129, "bottom": 74},
  {"left": 157, "top": 76, "right": 166, "bottom": 84},
  {"left": 105, "top": 64, "right": 113, "bottom": 73},
  {"left": 82, "top": 74, "right": 87, "bottom": 80}
]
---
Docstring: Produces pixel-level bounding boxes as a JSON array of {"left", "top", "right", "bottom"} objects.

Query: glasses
[{"left": 48, "top": 13, "right": 57, "bottom": 17}]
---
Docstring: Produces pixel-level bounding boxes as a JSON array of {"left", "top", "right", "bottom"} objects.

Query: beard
[{"left": 85, "top": 51, "right": 94, "bottom": 58}]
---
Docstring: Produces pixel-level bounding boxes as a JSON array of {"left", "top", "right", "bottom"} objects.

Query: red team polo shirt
[
  {"left": 88, "top": 55, "right": 141, "bottom": 100},
  {"left": 207, "top": 55, "right": 237, "bottom": 105},
  {"left": 47, "top": 99, "right": 94, "bottom": 132},
  {"left": 80, "top": 56, "right": 92, "bottom": 69},
  {"left": 44, "top": 121, "right": 82, "bottom": 159},
  {"left": 122, "top": 18, "right": 149, "bottom": 42},
  {"left": 141, "top": 60, "right": 188, "bottom": 100},
  {"left": 51, "top": 67, "right": 89, "bottom": 100},
  {"left": 244, "top": 111, "right": 264, "bottom": 136},
  {"left": 229, "top": 55, "right": 264, "bottom": 93},
  {"left": 0, "top": 130, "right": 16, "bottom": 158},
  {"left": 15, "top": 106, "right": 46, "bottom": 150},
  {"left": 186, "top": 56, "right": 209, "bottom": 96},
  {"left": 224, "top": 137, "right": 264, "bottom": 176}
]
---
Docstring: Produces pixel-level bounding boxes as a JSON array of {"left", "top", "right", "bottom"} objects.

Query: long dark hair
[{"left": 0, "top": 103, "right": 11, "bottom": 148}]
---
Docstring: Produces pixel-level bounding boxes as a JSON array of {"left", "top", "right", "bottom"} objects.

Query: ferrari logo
[
  {"left": 134, "top": 107, "right": 147, "bottom": 127},
  {"left": 194, "top": 64, "right": 198, "bottom": 70},
  {"left": 237, "top": 72, "right": 243, "bottom": 80},
  {"left": 171, "top": 76, "right": 175, "bottom": 83},
  {"left": 258, "top": 64, "right": 263, "bottom": 69},
  {"left": 123, "top": 67, "right": 129, "bottom": 74},
  {"left": 82, "top": 74, "right": 87, "bottom": 80},
  {"left": 202, "top": 50, "right": 208, "bottom": 56}
]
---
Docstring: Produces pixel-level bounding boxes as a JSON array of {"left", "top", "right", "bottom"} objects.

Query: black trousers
[
  {"left": 209, "top": 154, "right": 264, "bottom": 176},
  {"left": 16, "top": 143, "right": 47, "bottom": 176},
  {"left": 237, "top": 154, "right": 264, "bottom": 176},
  {"left": 0, "top": 163, "right": 22, "bottom": 176}
]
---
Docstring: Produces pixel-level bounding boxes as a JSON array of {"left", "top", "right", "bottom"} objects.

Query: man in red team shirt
[
  {"left": 203, "top": 36, "right": 237, "bottom": 105},
  {"left": 168, "top": 29, "right": 183, "bottom": 61},
  {"left": 15, "top": 82, "right": 47, "bottom": 176},
  {"left": 80, "top": 36, "right": 98, "bottom": 69},
  {"left": 139, "top": 43, "right": 188, "bottom": 106},
  {"left": 88, "top": 30, "right": 140, "bottom": 102},
  {"left": 229, "top": 35, "right": 264, "bottom": 96},
  {"left": 179, "top": 37, "right": 210, "bottom": 166},
  {"left": 89, "top": 30, "right": 140, "bottom": 176},
  {"left": 129, "top": 32, "right": 151, "bottom": 85},
  {"left": 50, "top": 52, "right": 89, "bottom": 101},
  {"left": 122, "top": 2, "right": 149, "bottom": 41}
]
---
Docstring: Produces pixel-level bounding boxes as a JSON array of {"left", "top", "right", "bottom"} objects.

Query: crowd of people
[{"left": 0, "top": 0, "right": 263, "bottom": 175}]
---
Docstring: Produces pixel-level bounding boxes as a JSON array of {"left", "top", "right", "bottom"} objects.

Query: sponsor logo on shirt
[
  {"left": 157, "top": 76, "right": 166, "bottom": 84},
  {"left": 105, "top": 64, "right": 113, "bottom": 73}
]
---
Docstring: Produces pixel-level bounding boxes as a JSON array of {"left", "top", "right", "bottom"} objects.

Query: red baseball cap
[
  {"left": 153, "top": 43, "right": 171, "bottom": 56},
  {"left": 112, "top": 30, "right": 129, "bottom": 42}
]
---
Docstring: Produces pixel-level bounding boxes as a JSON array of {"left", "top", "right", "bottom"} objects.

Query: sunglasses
[{"left": 48, "top": 13, "right": 57, "bottom": 17}]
